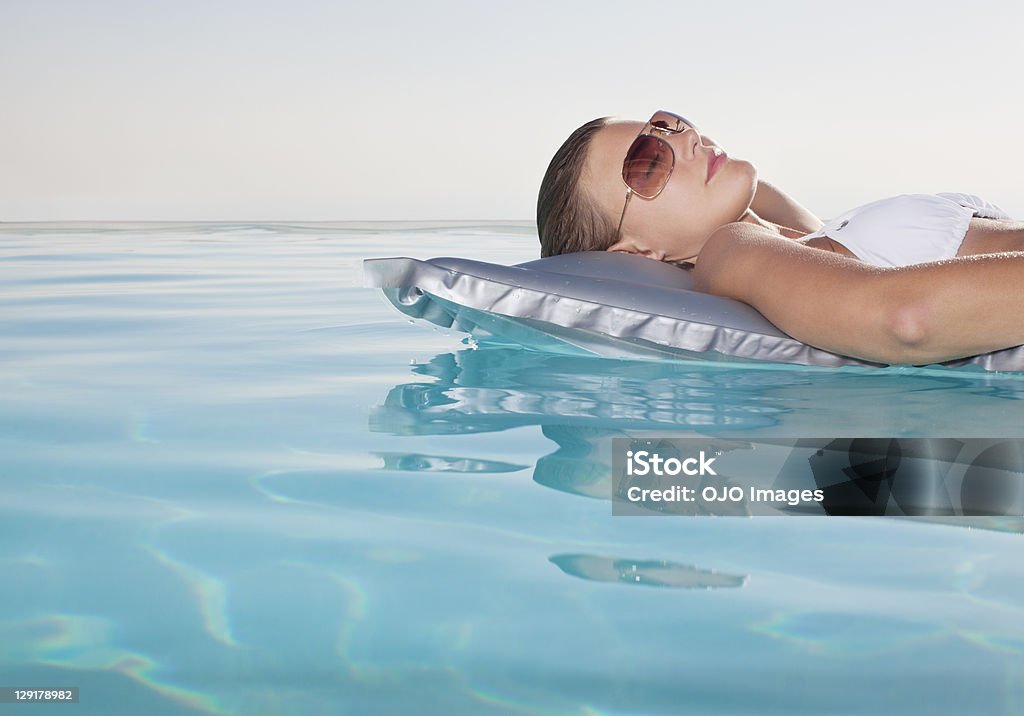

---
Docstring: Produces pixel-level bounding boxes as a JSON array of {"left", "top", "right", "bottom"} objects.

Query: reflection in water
[
  {"left": 533, "top": 425, "right": 615, "bottom": 500},
  {"left": 549, "top": 554, "right": 746, "bottom": 589},
  {"left": 797, "top": 438, "right": 1024, "bottom": 519},
  {"left": 374, "top": 452, "right": 526, "bottom": 474},
  {"left": 373, "top": 347, "right": 1024, "bottom": 533},
  {"left": 370, "top": 348, "right": 792, "bottom": 435},
  {"left": 535, "top": 425, "right": 752, "bottom": 502},
  {"left": 610, "top": 436, "right": 1024, "bottom": 525},
  {"left": 372, "top": 346, "right": 1024, "bottom": 438}
]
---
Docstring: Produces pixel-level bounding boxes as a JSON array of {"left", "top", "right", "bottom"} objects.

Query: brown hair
[{"left": 536, "top": 117, "right": 617, "bottom": 257}]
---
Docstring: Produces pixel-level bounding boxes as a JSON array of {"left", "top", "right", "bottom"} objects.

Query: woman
[{"left": 537, "top": 112, "right": 1024, "bottom": 366}]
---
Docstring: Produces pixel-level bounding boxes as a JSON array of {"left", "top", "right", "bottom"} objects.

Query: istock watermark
[
  {"left": 625, "top": 449, "right": 719, "bottom": 477},
  {"left": 611, "top": 438, "right": 1024, "bottom": 517}
]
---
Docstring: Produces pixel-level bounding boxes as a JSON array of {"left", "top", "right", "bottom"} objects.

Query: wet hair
[{"left": 536, "top": 117, "right": 617, "bottom": 257}]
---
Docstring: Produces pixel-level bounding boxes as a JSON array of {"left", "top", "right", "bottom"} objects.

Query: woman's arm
[
  {"left": 698, "top": 134, "right": 821, "bottom": 233},
  {"left": 749, "top": 179, "right": 824, "bottom": 234},
  {"left": 692, "top": 222, "right": 1024, "bottom": 365}
]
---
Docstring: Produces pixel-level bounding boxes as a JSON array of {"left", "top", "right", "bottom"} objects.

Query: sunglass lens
[
  {"left": 651, "top": 111, "right": 694, "bottom": 132},
  {"left": 622, "top": 136, "right": 673, "bottom": 198}
]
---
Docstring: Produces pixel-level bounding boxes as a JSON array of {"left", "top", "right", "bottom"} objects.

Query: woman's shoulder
[
  {"left": 693, "top": 221, "right": 874, "bottom": 294},
  {"left": 693, "top": 222, "right": 797, "bottom": 291},
  {"left": 709, "top": 219, "right": 812, "bottom": 245}
]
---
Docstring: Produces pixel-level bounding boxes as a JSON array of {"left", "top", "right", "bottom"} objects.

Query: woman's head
[
  {"left": 536, "top": 117, "right": 614, "bottom": 258},
  {"left": 537, "top": 113, "right": 758, "bottom": 263}
]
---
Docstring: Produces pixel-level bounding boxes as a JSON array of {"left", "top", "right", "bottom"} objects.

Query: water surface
[{"left": 3, "top": 222, "right": 1023, "bottom": 715}]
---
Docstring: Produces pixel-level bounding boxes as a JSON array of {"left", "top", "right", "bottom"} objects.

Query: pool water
[{"left": 3, "top": 222, "right": 1024, "bottom": 715}]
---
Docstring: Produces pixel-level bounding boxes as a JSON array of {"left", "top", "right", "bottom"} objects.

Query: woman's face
[{"left": 583, "top": 118, "right": 757, "bottom": 263}]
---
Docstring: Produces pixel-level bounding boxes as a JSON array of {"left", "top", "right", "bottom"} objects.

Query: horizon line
[{"left": 0, "top": 218, "right": 536, "bottom": 226}]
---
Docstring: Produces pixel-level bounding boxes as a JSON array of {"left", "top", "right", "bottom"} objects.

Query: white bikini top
[{"left": 801, "top": 192, "right": 1011, "bottom": 267}]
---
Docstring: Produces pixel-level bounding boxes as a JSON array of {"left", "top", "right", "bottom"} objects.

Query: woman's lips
[{"left": 707, "top": 150, "right": 726, "bottom": 182}]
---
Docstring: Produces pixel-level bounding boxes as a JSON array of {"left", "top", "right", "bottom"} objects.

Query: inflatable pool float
[{"left": 364, "top": 252, "right": 1024, "bottom": 372}]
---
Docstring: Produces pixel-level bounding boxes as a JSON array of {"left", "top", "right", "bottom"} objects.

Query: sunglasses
[{"left": 614, "top": 111, "right": 698, "bottom": 243}]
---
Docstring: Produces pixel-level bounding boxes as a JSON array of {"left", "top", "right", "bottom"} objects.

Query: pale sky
[{"left": 2, "top": 0, "right": 1022, "bottom": 221}]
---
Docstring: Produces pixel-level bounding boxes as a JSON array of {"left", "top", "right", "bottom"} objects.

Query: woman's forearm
[
  {"left": 749, "top": 180, "right": 824, "bottom": 234},
  {"left": 695, "top": 223, "right": 1024, "bottom": 365},
  {"left": 889, "top": 253, "right": 1024, "bottom": 363}
]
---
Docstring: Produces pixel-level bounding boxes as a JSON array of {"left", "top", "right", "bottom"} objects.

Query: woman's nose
[{"left": 677, "top": 127, "right": 701, "bottom": 160}]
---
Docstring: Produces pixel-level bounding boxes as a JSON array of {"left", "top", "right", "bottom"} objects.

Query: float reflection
[
  {"left": 371, "top": 347, "right": 1024, "bottom": 545},
  {"left": 373, "top": 346, "right": 1024, "bottom": 437}
]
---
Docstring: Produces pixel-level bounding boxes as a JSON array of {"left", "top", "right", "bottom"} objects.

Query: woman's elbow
[
  {"left": 833, "top": 279, "right": 933, "bottom": 365},
  {"left": 879, "top": 295, "right": 934, "bottom": 365}
]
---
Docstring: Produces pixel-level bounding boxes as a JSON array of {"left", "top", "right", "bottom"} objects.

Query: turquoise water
[{"left": 3, "top": 222, "right": 1024, "bottom": 715}]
